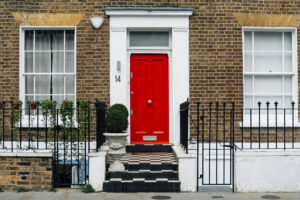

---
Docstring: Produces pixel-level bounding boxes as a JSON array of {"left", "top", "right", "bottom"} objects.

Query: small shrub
[
  {"left": 17, "top": 187, "right": 28, "bottom": 193},
  {"left": 109, "top": 104, "right": 129, "bottom": 117},
  {"left": 105, "top": 108, "right": 128, "bottom": 133},
  {"left": 81, "top": 184, "right": 95, "bottom": 193},
  {"left": 0, "top": 187, "right": 3, "bottom": 192},
  {"left": 48, "top": 187, "right": 57, "bottom": 192}
]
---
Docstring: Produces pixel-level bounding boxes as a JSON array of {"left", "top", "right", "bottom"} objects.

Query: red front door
[{"left": 130, "top": 54, "right": 169, "bottom": 144}]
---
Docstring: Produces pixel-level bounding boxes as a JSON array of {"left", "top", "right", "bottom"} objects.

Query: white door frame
[{"left": 105, "top": 8, "right": 193, "bottom": 145}]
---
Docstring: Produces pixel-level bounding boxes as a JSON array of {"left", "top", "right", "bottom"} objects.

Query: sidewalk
[{"left": 0, "top": 189, "right": 299, "bottom": 200}]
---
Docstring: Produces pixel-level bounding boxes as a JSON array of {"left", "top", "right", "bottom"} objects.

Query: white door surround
[{"left": 105, "top": 7, "right": 193, "bottom": 145}]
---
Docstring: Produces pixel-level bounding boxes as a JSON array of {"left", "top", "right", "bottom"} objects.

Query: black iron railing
[
  {"left": 240, "top": 101, "right": 298, "bottom": 150},
  {"left": 189, "top": 101, "right": 299, "bottom": 192},
  {"left": 180, "top": 99, "right": 189, "bottom": 153},
  {"left": 0, "top": 100, "right": 106, "bottom": 187}
]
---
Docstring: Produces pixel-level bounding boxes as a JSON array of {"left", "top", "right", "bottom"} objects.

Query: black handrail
[{"left": 180, "top": 99, "right": 190, "bottom": 153}]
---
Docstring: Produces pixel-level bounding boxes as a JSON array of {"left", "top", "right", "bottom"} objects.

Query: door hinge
[
  {"left": 130, "top": 72, "right": 133, "bottom": 79},
  {"left": 131, "top": 109, "right": 133, "bottom": 116}
]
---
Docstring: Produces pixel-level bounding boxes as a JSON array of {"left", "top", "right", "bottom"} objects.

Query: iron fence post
[
  {"left": 95, "top": 99, "right": 106, "bottom": 151},
  {"left": 196, "top": 102, "right": 200, "bottom": 192}
]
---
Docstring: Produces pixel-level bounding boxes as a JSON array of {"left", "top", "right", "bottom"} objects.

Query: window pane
[
  {"left": 65, "top": 75, "right": 74, "bottom": 94},
  {"left": 254, "top": 52, "right": 282, "bottom": 72},
  {"left": 130, "top": 31, "right": 169, "bottom": 47},
  {"left": 25, "top": 52, "right": 33, "bottom": 72},
  {"left": 284, "top": 76, "right": 292, "bottom": 94},
  {"left": 244, "top": 52, "right": 252, "bottom": 72},
  {"left": 284, "top": 32, "right": 292, "bottom": 51},
  {"left": 35, "top": 75, "right": 50, "bottom": 94},
  {"left": 35, "top": 52, "right": 51, "bottom": 72},
  {"left": 244, "top": 96, "right": 253, "bottom": 108},
  {"left": 35, "top": 95, "right": 50, "bottom": 103},
  {"left": 25, "top": 96, "right": 34, "bottom": 112},
  {"left": 53, "top": 75, "right": 64, "bottom": 94},
  {"left": 52, "top": 30, "right": 64, "bottom": 50},
  {"left": 25, "top": 75, "right": 34, "bottom": 94},
  {"left": 53, "top": 52, "right": 64, "bottom": 72},
  {"left": 244, "top": 76, "right": 252, "bottom": 93},
  {"left": 66, "top": 30, "right": 74, "bottom": 50},
  {"left": 35, "top": 30, "right": 51, "bottom": 50},
  {"left": 254, "top": 96, "right": 283, "bottom": 108},
  {"left": 254, "top": 32, "right": 282, "bottom": 52},
  {"left": 25, "top": 30, "right": 33, "bottom": 50},
  {"left": 65, "top": 52, "right": 74, "bottom": 72},
  {"left": 244, "top": 31, "right": 252, "bottom": 51},
  {"left": 254, "top": 76, "right": 282, "bottom": 95},
  {"left": 53, "top": 95, "right": 64, "bottom": 109},
  {"left": 65, "top": 95, "right": 75, "bottom": 104},
  {"left": 284, "top": 52, "right": 292, "bottom": 72},
  {"left": 284, "top": 96, "right": 292, "bottom": 108}
]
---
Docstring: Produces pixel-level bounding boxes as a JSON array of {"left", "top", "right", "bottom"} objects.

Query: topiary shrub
[
  {"left": 105, "top": 104, "right": 128, "bottom": 133},
  {"left": 109, "top": 104, "right": 129, "bottom": 117}
]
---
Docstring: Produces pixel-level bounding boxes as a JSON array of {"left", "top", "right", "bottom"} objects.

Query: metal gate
[
  {"left": 180, "top": 101, "right": 235, "bottom": 192},
  {"left": 197, "top": 102, "right": 235, "bottom": 191}
]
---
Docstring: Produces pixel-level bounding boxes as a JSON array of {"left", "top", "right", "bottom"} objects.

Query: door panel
[{"left": 130, "top": 54, "right": 169, "bottom": 144}]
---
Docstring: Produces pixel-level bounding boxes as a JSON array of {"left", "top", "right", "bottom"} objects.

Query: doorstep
[{"left": 103, "top": 144, "right": 180, "bottom": 192}]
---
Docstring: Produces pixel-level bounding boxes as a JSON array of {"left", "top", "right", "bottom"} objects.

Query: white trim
[
  {"left": 108, "top": 12, "right": 190, "bottom": 145},
  {"left": 111, "top": 27, "right": 126, "bottom": 32},
  {"left": 243, "top": 26, "right": 297, "bottom": 32},
  {"left": 173, "top": 27, "right": 189, "bottom": 32},
  {"left": 0, "top": 151, "right": 52, "bottom": 157},
  {"left": 105, "top": 10, "right": 193, "bottom": 16},
  {"left": 21, "top": 26, "right": 76, "bottom": 30}
]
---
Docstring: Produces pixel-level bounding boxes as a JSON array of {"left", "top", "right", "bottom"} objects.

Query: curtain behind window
[{"left": 24, "top": 30, "right": 75, "bottom": 109}]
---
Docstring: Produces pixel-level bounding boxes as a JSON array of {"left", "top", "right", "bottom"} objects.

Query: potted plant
[
  {"left": 30, "top": 101, "right": 38, "bottom": 110},
  {"left": 104, "top": 103, "right": 129, "bottom": 171},
  {"left": 14, "top": 100, "right": 22, "bottom": 110}
]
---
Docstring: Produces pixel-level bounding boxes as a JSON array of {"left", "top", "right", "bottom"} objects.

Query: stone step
[
  {"left": 106, "top": 170, "right": 179, "bottom": 180},
  {"left": 126, "top": 144, "right": 173, "bottom": 153},
  {"left": 103, "top": 179, "right": 180, "bottom": 192},
  {"left": 125, "top": 162, "right": 178, "bottom": 171}
]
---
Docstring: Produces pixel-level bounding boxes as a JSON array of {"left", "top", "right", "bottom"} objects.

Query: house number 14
[{"left": 115, "top": 75, "right": 121, "bottom": 83}]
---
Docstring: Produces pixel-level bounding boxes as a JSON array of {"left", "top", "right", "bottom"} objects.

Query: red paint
[{"left": 130, "top": 54, "right": 169, "bottom": 144}]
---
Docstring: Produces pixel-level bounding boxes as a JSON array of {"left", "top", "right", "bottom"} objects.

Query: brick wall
[
  {"left": 0, "top": 155, "right": 53, "bottom": 191},
  {"left": 1, "top": 0, "right": 300, "bottom": 138}
]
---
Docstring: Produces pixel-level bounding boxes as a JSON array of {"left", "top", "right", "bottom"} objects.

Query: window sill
[
  {"left": 239, "top": 121, "right": 300, "bottom": 128},
  {"left": 15, "top": 117, "right": 79, "bottom": 128}
]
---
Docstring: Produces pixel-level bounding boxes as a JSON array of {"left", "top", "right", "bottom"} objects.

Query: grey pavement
[{"left": 0, "top": 189, "right": 300, "bottom": 200}]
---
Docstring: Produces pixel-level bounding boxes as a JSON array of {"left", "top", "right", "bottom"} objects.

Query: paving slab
[{"left": 0, "top": 190, "right": 300, "bottom": 200}]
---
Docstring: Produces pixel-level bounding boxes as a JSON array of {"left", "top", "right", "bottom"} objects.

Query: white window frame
[
  {"left": 242, "top": 27, "right": 299, "bottom": 127},
  {"left": 19, "top": 26, "right": 77, "bottom": 127},
  {"left": 127, "top": 28, "right": 172, "bottom": 50}
]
